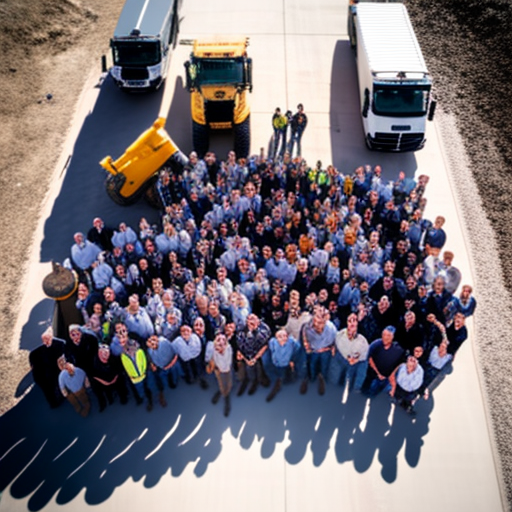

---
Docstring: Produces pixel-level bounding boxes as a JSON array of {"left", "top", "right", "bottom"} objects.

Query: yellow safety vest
[{"left": 121, "top": 349, "right": 147, "bottom": 384}]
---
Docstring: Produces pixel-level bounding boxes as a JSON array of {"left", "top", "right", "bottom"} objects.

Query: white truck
[
  {"left": 108, "top": 0, "right": 182, "bottom": 91},
  {"left": 350, "top": 2, "right": 436, "bottom": 151}
]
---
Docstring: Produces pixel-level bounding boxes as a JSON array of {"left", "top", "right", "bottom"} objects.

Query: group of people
[
  {"left": 30, "top": 144, "right": 477, "bottom": 419},
  {"left": 272, "top": 104, "right": 308, "bottom": 160}
]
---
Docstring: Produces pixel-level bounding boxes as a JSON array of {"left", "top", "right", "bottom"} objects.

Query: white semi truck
[
  {"left": 350, "top": 2, "right": 436, "bottom": 151},
  {"left": 108, "top": 0, "right": 182, "bottom": 91}
]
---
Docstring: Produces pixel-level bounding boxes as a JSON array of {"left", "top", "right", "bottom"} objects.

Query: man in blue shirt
[
  {"left": 266, "top": 329, "right": 300, "bottom": 402},
  {"left": 362, "top": 326, "right": 405, "bottom": 397},
  {"left": 300, "top": 308, "right": 337, "bottom": 396}
]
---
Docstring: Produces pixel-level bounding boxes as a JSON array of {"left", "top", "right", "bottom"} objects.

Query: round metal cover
[{"left": 42, "top": 262, "right": 78, "bottom": 301}]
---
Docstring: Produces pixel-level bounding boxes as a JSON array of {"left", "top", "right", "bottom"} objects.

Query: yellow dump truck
[
  {"left": 184, "top": 37, "right": 253, "bottom": 158},
  {"left": 100, "top": 117, "right": 188, "bottom": 206}
]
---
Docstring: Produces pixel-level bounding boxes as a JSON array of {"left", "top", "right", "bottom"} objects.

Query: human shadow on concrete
[
  {"left": 0, "top": 369, "right": 434, "bottom": 510},
  {"left": 329, "top": 40, "right": 418, "bottom": 179}
]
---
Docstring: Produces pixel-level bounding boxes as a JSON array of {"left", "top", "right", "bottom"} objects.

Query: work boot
[
  {"left": 159, "top": 391, "right": 167, "bottom": 408},
  {"left": 260, "top": 372, "right": 271, "bottom": 388},
  {"left": 224, "top": 395, "right": 231, "bottom": 417},
  {"left": 318, "top": 374, "right": 326, "bottom": 396},
  {"left": 212, "top": 391, "right": 221, "bottom": 405},
  {"left": 248, "top": 380, "right": 259, "bottom": 395},
  {"left": 266, "top": 379, "right": 282, "bottom": 402},
  {"left": 300, "top": 378, "right": 308, "bottom": 395},
  {"left": 237, "top": 378, "right": 249, "bottom": 396}
]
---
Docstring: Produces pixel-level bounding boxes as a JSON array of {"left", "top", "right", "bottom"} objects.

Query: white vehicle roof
[{"left": 356, "top": 3, "right": 428, "bottom": 76}]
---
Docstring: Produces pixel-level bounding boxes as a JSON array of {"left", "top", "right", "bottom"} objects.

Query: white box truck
[
  {"left": 109, "top": 0, "right": 182, "bottom": 91},
  {"left": 351, "top": 2, "right": 436, "bottom": 151}
]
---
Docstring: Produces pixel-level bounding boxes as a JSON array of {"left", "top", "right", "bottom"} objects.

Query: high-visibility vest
[{"left": 121, "top": 349, "right": 147, "bottom": 384}]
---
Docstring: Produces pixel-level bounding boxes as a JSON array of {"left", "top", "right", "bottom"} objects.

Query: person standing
[
  {"left": 266, "top": 329, "right": 300, "bottom": 402},
  {"left": 334, "top": 313, "right": 369, "bottom": 393},
  {"left": 205, "top": 333, "right": 233, "bottom": 416},
  {"left": 29, "top": 326, "right": 65, "bottom": 408},
  {"left": 236, "top": 314, "right": 272, "bottom": 396},
  {"left": 119, "top": 333, "right": 154, "bottom": 411},
  {"left": 362, "top": 326, "right": 405, "bottom": 397},
  {"left": 300, "top": 307, "right": 337, "bottom": 396},
  {"left": 58, "top": 357, "right": 91, "bottom": 417},
  {"left": 288, "top": 103, "right": 308, "bottom": 158},
  {"left": 389, "top": 355, "right": 424, "bottom": 414},
  {"left": 271, "top": 107, "right": 288, "bottom": 160},
  {"left": 90, "top": 344, "right": 128, "bottom": 411}
]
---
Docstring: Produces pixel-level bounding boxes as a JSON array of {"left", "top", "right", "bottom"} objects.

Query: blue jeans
[
  {"left": 363, "top": 375, "right": 391, "bottom": 397},
  {"left": 306, "top": 351, "right": 331, "bottom": 381},
  {"left": 273, "top": 128, "right": 287, "bottom": 159},
  {"left": 152, "top": 364, "right": 180, "bottom": 390},
  {"left": 288, "top": 129, "right": 304, "bottom": 157},
  {"left": 131, "top": 377, "right": 154, "bottom": 404},
  {"left": 336, "top": 354, "right": 368, "bottom": 391}
]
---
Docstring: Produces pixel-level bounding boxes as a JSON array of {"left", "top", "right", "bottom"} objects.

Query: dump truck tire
[
  {"left": 144, "top": 175, "right": 163, "bottom": 209},
  {"left": 193, "top": 121, "right": 209, "bottom": 158},
  {"left": 105, "top": 174, "right": 142, "bottom": 206},
  {"left": 234, "top": 115, "right": 250, "bottom": 158}
]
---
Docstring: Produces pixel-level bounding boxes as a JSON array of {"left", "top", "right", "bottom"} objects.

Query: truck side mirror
[
  {"left": 428, "top": 99, "right": 437, "bottom": 121},
  {"left": 184, "top": 61, "right": 193, "bottom": 91},
  {"left": 246, "top": 58, "right": 253, "bottom": 92},
  {"left": 362, "top": 88, "right": 370, "bottom": 118}
]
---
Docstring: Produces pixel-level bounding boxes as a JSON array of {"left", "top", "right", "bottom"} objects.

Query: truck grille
[
  {"left": 121, "top": 67, "right": 149, "bottom": 80},
  {"left": 369, "top": 132, "right": 425, "bottom": 152},
  {"left": 205, "top": 100, "right": 234, "bottom": 125}
]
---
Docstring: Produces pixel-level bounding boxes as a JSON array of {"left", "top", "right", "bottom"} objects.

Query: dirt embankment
[
  {"left": 407, "top": 0, "right": 512, "bottom": 508},
  {"left": 0, "top": 0, "right": 124, "bottom": 414}
]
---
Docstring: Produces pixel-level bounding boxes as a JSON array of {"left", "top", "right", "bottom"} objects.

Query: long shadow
[
  {"left": 0, "top": 360, "right": 436, "bottom": 510},
  {"left": 329, "top": 39, "right": 418, "bottom": 179}
]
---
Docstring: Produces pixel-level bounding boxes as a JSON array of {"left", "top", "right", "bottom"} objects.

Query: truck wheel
[
  {"left": 193, "top": 121, "right": 209, "bottom": 158},
  {"left": 143, "top": 175, "right": 163, "bottom": 209},
  {"left": 234, "top": 115, "right": 250, "bottom": 158},
  {"left": 105, "top": 174, "right": 142, "bottom": 206}
]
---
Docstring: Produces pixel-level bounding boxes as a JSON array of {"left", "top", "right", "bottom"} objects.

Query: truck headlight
[
  {"left": 148, "top": 63, "right": 162, "bottom": 80},
  {"left": 110, "top": 66, "right": 122, "bottom": 80}
]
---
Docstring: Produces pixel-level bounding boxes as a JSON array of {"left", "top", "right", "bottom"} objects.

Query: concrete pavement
[{"left": 0, "top": 0, "right": 504, "bottom": 510}]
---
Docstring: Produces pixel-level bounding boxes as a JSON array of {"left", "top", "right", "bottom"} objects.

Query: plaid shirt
[{"left": 236, "top": 322, "right": 271, "bottom": 360}]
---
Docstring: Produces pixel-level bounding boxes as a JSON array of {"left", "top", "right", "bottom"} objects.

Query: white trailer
[{"left": 352, "top": 2, "right": 436, "bottom": 151}]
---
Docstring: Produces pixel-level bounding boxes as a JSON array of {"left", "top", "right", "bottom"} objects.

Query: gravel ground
[
  {"left": 407, "top": 1, "right": 512, "bottom": 507},
  {"left": 1, "top": 0, "right": 512, "bottom": 508}
]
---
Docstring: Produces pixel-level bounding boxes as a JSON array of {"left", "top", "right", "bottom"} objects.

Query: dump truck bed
[{"left": 192, "top": 38, "right": 249, "bottom": 58}]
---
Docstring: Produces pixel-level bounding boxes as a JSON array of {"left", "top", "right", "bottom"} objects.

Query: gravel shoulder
[{"left": 1, "top": 0, "right": 511, "bottom": 509}]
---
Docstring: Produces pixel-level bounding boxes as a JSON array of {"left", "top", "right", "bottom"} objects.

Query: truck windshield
[
  {"left": 373, "top": 85, "right": 430, "bottom": 117},
  {"left": 112, "top": 41, "right": 160, "bottom": 67},
  {"left": 193, "top": 59, "right": 244, "bottom": 85}
]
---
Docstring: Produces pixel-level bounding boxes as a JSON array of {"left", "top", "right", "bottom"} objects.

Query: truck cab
[
  {"left": 109, "top": 0, "right": 181, "bottom": 91},
  {"left": 184, "top": 37, "right": 253, "bottom": 157}
]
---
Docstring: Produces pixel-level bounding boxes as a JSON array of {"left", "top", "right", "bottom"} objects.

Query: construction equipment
[
  {"left": 100, "top": 117, "right": 187, "bottom": 206},
  {"left": 184, "top": 37, "right": 253, "bottom": 158}
]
